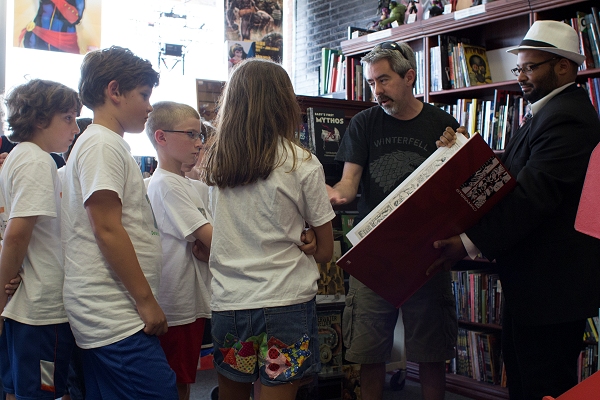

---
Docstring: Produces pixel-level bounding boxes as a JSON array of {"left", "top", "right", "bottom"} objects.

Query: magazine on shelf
[
  {"left": 307, "top": 107, "right": 346, "bottom": 164},
  {"left": 337, "top": 133, "right": 517, "bottom": 307}
]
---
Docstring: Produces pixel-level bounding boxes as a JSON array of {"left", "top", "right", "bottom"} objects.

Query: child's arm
[
  {"left": 311, "top": 221, "right": 334, "bottom": 263},
  {"left": 0, "top": 242, "right": 23, "bottom": 295},
  {"left": 0, "top": 216, "right": 37, "bottom": 335},
  {"left": 4, "top": 276, "right": 21, "bottom": 295},
  {"left": 192, "top": 224, "right": 212, "bottom": 251},
  {"left": 191, "top": 224, "right": 212, "bottom": 262},
  {"left": 299, "top": 228, "right": 316, "bottom": 255},
  {"left": 85, "top": 190, "right": 167, "bottom": 336}
]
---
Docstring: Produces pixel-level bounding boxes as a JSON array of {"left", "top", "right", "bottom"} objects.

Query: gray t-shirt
[{"left": 335, "top": 102, "right": 459, "bottom": 222}]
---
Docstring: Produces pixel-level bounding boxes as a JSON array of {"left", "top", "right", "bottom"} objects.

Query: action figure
[
  {"left": 429, "top": 0, "right": 444, "bottom": 17},
  {"left": 19, "top": 0, "right": 86, "bottom": 54},
  {"left": 407, "top": 0, "right": 419, "bottom": 18},
  {"left": 379, "top": 1, "right": 407, "bottom": 29}
]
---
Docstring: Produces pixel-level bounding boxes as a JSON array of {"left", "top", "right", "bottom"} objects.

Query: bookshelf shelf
[
  {"left": 407, "top": 361, "right": 509, "bottom": 399},
  {"left": 336, "top": 1, "right": 600, "bottom": 398},
  {"left": 428, "top": 80, "right": 521, "bottom": 104},
  {"left": 458, "top": 320, "right": 503, "bottom": 331}
]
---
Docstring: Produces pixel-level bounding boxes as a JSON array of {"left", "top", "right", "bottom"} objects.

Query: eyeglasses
[
  {"left": 510, "top": 57, "right": 558, "bottom": 76},
  {"left": 163, "top": 130, "right": 206, "bottom": 144},
  {"left": 380, "top": 41, "right": 408, "bottom": 59}
]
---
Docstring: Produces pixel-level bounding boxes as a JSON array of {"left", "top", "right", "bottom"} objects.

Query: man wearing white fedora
[{"left": 429, "top": 20, "right": 600, "bottom": 399}]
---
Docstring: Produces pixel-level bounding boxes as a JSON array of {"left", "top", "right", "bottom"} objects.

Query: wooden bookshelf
[
  {"left": 406, "top": 361, "right": 509, "bottom": 399},
  {"left": 338, "top": 1, "right": 600, "bottom": 398}
]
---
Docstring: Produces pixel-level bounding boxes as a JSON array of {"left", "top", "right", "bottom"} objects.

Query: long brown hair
[{"left": 202, "top": 58, "right": 308, "bottom": 188}]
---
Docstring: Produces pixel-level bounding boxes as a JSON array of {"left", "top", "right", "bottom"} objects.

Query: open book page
[{"left": 347, "top": 133, "right": 468, "bottom": 246}]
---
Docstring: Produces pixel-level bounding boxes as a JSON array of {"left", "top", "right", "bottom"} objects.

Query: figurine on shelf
[
  {"left": 379, "top": 1, "right": 407, "bottom": 29},
  {"left": 407, "top": 0, "right": 419, "bottom": 17},
  {"left": 429, "top": 0, "right": 444, "bottom": 17},
  {"left": 377, "top": 0, "right": 391, "bottom": 17},
  {"left": 376, "top": 7, "right": 392, "bottom": 30}
]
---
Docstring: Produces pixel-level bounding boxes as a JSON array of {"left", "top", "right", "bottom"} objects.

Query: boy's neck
[
  {"left": 157, "top": 153, "right": 184, "bottom": 176},
  {"left": 92, "top": 108, "right": 125, "bottom": 137},
  {"left": 28, "top": 133, "right": 51, "bottom": 153}
]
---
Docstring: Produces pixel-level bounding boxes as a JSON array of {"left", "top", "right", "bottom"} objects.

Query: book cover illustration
[
  {"left": 338, "top": 133, "right": 516, "bottom": 308},
  {"left": 317, "top": 241, "right": 345, "bottom": 299},
  {"left": 340, "top": 214, "right": 356, "bottom": 252},
  {"left": 342, "top": 364, "right": 362, "bottom": 400},
  {"left": 317, "top": 309, "right": 343, "bottom": 376},
  {"left": 225, "top": 0, "right": 283, "bottom": 42},
  {"left": 297, "top": 122, "right": 312, "bottom": 153},
  {"left": 307, "top": 108, "right": 346, "bottom": 164},
  {"left": 462, "top": 44, "right": 493, "bottom": 86},
  {"left": 226, "top": 40, "right": 256, "bottom": 74}
]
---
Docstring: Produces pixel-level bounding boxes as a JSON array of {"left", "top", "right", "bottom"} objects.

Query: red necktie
[{"left": 520, "top": 105, "right": 532, "bottom": 127}]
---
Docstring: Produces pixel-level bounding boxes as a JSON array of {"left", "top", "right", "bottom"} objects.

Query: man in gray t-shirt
[{"left": 328, "top": 41, "right": 463, "bottom": 400}]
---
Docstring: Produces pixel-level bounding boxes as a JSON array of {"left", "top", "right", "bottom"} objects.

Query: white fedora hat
[{"left": 507, "top": 20, "right": 586, "bottom": 66}]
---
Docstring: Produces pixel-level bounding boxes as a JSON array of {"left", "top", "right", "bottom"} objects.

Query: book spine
[
  {"left": 575, "top": 14, "right": 596, "bottom": 69},
  {"left": 585, "top": 14, "right": 600, "bottom": 66},
  {"left": 591, "top": 7, "right": 600, "bottom": 65}
]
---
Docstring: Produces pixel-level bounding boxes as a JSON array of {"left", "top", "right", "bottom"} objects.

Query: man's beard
[
  {"left": 522, "top": 68, "right": 559, "bottom": 103},
  {"left": 377, "top": 95, "right": 400, "bottom": 116}
]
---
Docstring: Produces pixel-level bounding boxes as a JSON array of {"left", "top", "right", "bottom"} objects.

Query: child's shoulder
[
  {"left": 5, "top": 142, "right": 53, "bottom": 166},
  {"left": 149, "top": 169, "right": 190, "bottom": 194},
  {"left": 74, "top": 124, "right": 129, "bottom": 157}
]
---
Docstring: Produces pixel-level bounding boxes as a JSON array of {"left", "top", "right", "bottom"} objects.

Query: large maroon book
[
  {"left": 337, "top": 133, "right": 516, "bottom": 307},
  {"left": 575, "top": 143, "right": 600, "bottom": 239}
]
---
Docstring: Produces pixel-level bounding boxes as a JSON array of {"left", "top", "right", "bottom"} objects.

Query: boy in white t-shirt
[
  {"left": 0, "top": 79, "right": 81, "bottom": 399},
  {"left": 145, "top": 101, "right": 213, "bottom": 400},
  {"left": 61, "top": 46, "right": 177, "bottom": 398}
]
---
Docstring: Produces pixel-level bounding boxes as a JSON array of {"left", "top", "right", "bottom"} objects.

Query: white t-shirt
[
  {"left": 190, "top": 179, "right": 211, "bottom": 218},
  {"left": 61, "top": 125, "right": 162, "bottom": 349},
  {"left": 147, "top": 168, "right": 212, "bottom": 326},
  {"left": 0, "top": 142, "right": 67, "bottom": 325},
  {"left": 209, "top": 142, "right": 335, "bottom": 311}
]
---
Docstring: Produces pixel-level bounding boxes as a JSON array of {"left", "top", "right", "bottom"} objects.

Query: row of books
[
  {"left": 584, "top": 316, "right": 600, "bottom": 343},
  {"left": 566, "top": 8, "right": 600, "bottom": 71},
  {"left": 346, "top": 49, "right": 425, "bottom": 101},
  {"left": 347, "top": 57, "right": 372, "bottom": 102},
  {"left": 454, "top": 327, "right": 505, "bottom": 386},
  {"left": 435, "top": 90, "right": 525, "bottom": 151},
  {"left": 577, "top": 343, "right": 598, "bottom": 383},
  {"left": 431, "top": 35, "right": 493, "bottom": 91},
  {"left": 320, "top": 48, "right": 346, "bottom": 96},
  {"left": 452, "top": 271, "right": 503, "bottom": 326},
  {"left": 584, "top": 77, "right": 600, "bottom": 119}
]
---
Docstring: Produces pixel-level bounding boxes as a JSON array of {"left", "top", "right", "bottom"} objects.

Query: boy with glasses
[{"left": 145, "top": 101, "right": 212, "bottom": 400}]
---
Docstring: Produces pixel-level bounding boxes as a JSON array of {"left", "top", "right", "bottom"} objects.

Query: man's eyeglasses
[
  {"left": 510, "top": 57, "right": 558, "bottom": 76},
  {"left": 163, "top": 130, "right": 206, "bottom": 144},
  {"left": 380, "top": 41, "right": 408, "bottom": 59}
]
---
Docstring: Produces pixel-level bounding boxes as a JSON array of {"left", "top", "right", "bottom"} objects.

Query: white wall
[{"left": 2, "top": 0, "right": 227, "bottom": 156}]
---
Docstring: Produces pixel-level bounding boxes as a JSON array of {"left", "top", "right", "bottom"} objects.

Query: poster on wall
[
  {"left": 224, "top": 0, "right": 283, "bottom": 65},
  {"left": 226, "top": 40, "right": 255, "bottom": 73},
  {"left": 13, "top": 0, "right": 102, "bottom": 55}
]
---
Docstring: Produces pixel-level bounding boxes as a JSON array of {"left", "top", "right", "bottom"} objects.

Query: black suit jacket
[{"left": 467, "top": 84, "right": 600, "bottom": 326}]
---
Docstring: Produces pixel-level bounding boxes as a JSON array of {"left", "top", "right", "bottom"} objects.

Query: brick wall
[{"left": 293, "top": 0, "right": 375, "bottom": 96}]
